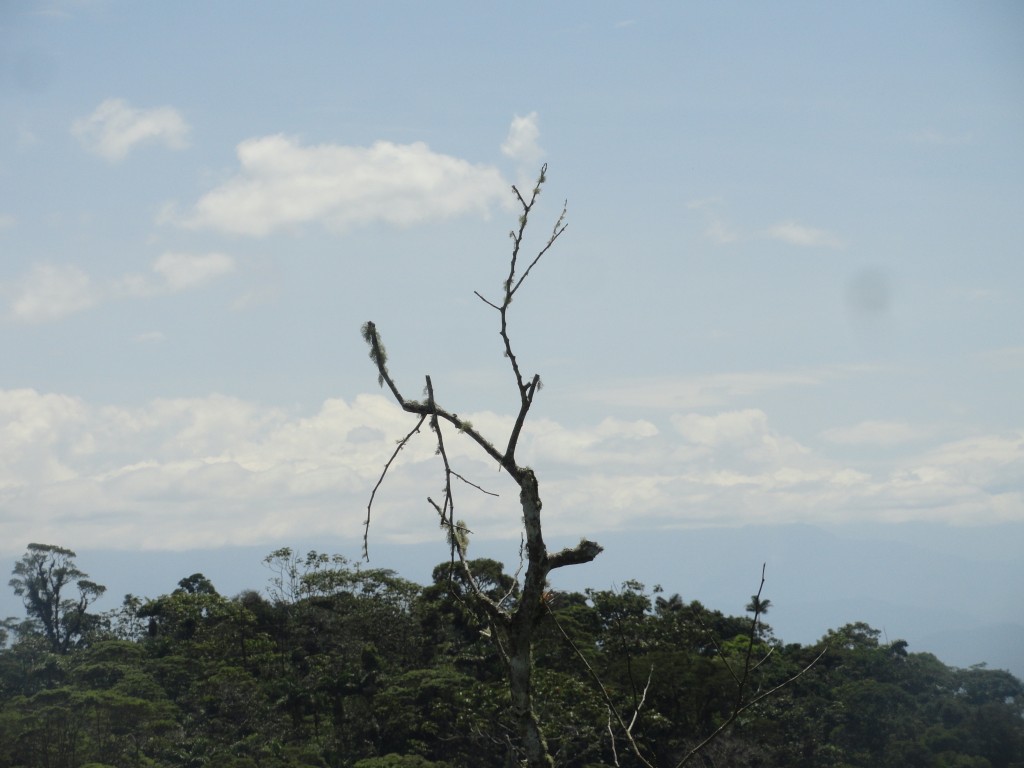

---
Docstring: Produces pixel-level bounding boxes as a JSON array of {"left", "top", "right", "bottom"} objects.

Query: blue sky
[{"left": 1, "top": 2, "right": 1022, "bottom": 661}]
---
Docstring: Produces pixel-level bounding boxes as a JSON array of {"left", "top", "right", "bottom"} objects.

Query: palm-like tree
[{"left": 745, "top": 595, "right": 771, "bottom": 616}]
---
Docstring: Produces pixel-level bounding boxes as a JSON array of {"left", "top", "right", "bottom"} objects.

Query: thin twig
[
  {"left": 674, "top": 647, "right": 828, "bottom": 767},
  {"left": 425, "top": 376, "right": 454, "bottom": 530},
  {"left": 734, "top": 563, "right": 768, "bottom": 709},
  {"left": 509, "top": 202, "right": 567, "bottom": 298},
  {"left": 451, "top": 469, "right": 500, "bottom": 497},
  {"left": 607, "top": 712, "right": 620, "bottom": 768},
  {"left": 545, "top": 604, "right": 657, "bottom": 768},
  {"left": 473, "top": 290, "right": 501, "bottom": 310},
  {"left": 362, "top": 322, "right": 514, "bottom": 474},
  {"left": 363, "top": 414, "right": 427, "bottom": 559},
  {"left": 498, "top": 534, "right": 526, "bottom": 609},
  {"left": 628, "top": 666, "right": 654, "bottom": 733}
]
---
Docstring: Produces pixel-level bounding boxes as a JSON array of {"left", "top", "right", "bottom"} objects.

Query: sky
[{"left": 1, "top": 2, "right": 1023, "bottom": 668}]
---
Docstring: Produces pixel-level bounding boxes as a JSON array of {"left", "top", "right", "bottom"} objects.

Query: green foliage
[
  {"left": 8, "top": 543, "right": 107, "bottom": 654},
  {"left": 3, "top": 546, "right": 1022, "bottom": 768},
  {"left": 355, "top": 755, "right": 452, "bottom": 768}
]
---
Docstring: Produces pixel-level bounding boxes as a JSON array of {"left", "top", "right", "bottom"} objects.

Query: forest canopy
[{"left": 2, "top": 543, "right": 1021, "bottom": 768}]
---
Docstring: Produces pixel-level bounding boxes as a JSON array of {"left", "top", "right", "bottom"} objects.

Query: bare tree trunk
[
  {"left": 508, "top": 469, "right": 554, "bottom": 767},
  {"left": 507, "top": 620, "right": 552, "bottom": 768}
]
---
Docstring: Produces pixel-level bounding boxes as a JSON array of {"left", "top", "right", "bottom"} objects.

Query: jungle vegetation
[{"left": 1, "top": 542, "right": 1022, "bottom": 768}]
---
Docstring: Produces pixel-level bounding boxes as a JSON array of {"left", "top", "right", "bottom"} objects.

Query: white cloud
[
  {"left": 687, "top": 198, "right": 739, "bottom": 244},
  {"left": 178, "top": 134, "right": 509, "bottom": 236},
  {"left": 914, "top": 433, "right": 1023, "bottom": 475},
  {"left": 672, "top": 409, "right": 770, "bottom": 446},
  {"left": 501, "top": 112, "right": 543, "bottom": 168},
  {"left": 705, "top": 218, "right": 739, "bottom": 244},
  {"left": 2, "top": 387, "right": 1018, "bottom": 556},
  {"left": 0, "top": 214, "right": 15, "bottom": 230},
  {"left": 533, "top": 415, "right": 1023, "bottom": 533},
  {"left": 117, "top": 252, "right": 236, "bottom": 296},
  {"left": 822, "top": 420, "right": 930, "bottom": 446},
  {"left": 877, "top": 433, "right": 1024, "bottom": 522},
  {"left": 231, "top": 286, "right": 278, "bottom": 312},
  {"left": 2, "top": 385, "right": 1015, "bottom": 561},
  {"left": 671, "top": 409, "right": 810, "bottom": 469},
  {"left": 0, "top": 389, "right": 88, "bottom": 488},
  {"left": 6, "top": 263, "right": 98, "bottom": 323},
  {"left": 524, "top": 415, "right": 660, "bottom": 466},
  {"left": 0, "top": 390, "right": 458, "bottom": 552},
  {"left": 687, "top": 200, "right": 842, "bottom": 249},
  {"left": 765, "top": 221, "right": 843, "bottom": 248},
  {"left": 71, "top": 98, "right": 190, "bottom": 161},
  {"left": 6, "top": 252, "right": 237, "bottom": 323},
  {"left": 152, "top": 252, "right": 235, "bottom": 292}
]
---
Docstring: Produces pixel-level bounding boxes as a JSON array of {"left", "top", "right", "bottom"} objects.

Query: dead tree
[{"left": 362, "top": 164, "right": 601, "bottom": 768}]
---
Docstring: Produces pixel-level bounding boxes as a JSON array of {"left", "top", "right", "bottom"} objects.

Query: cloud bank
[{"left": 1, "top": 387, "right": 1019, "bottom": 556}]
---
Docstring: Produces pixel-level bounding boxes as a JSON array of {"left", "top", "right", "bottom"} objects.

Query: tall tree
[
  {"left": 362, "top": 165, "right": 602, "bottom": 768},
  {"left": 8, "top": 543, "right": 106, "bottom": 654}
]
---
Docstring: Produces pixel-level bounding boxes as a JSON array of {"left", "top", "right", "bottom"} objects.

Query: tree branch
[
  {"left": 363, "top": 414, "right": 427, "bottom": 560},
  {"left": 361, "top": 321, "right": 515, "bottom": 475},
  {"left": 547, "top": 539, "right": 604, "bottom": 570},
  {"left": 509, "top": 201, "right": 567, "bottom": 298},
  {"left": 674, "top": 647, "right": 828, "bottom": 767},
  {"left": 545, "top": 603, "right": 657, "bottom": 768}
]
